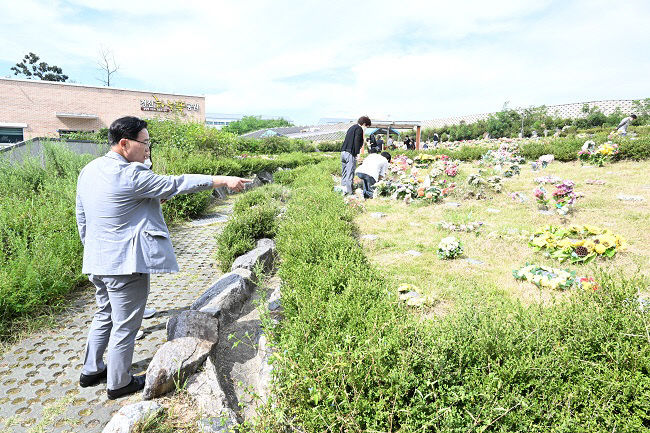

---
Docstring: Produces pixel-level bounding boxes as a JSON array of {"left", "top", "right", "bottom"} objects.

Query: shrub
[
  {"left": 316, "top": 140, "right": 342, "bottom": 152},
  {"left": 613, "top": 136, "right": 650, "bottom": 161},
  {"left": 222, "top": 115, "right": 293, "bottom": 135},
  {"left": 215, "top": 184, "right": 286, "bottom": 270},
  {"left": 147, "top": 118, "right": 237, "bottom": 156},
  {"left": 519, "top": 137, "right": 585, "bottom": 161},
  {"left": 232, "top": 184, "right": 288, "bottom": 214}
]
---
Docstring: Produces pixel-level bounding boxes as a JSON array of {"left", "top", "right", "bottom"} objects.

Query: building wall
[
  {"left": 422, "top": 99, "right": 639, "bottom": 129},
  {"left": 0, "top": 78, "right": 205, "bottom": 140}
]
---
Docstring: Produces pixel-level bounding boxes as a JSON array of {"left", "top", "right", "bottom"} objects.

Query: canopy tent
[
  {"left": 260, "top": 130, "right": 279, "bottom": 138},
  {"left": 367, "top": 120, "right": 423, "bottom": 150},
  {"left": 366, "top": 127, "right": 401, "bottom": 137}
]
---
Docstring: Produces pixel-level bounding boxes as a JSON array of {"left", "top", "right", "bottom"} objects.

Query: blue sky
[{"left": 1, "top": 0, "right": 649, "bottom": 125}]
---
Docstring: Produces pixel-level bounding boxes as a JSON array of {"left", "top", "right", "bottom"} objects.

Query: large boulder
[
  {"left": 257, "top": 171, "right": 273, "bottom": 184},
  {"left": 231, "top": 238, "right": 276, "bottom": 273},
  {"left": 102, "top": 401, "right": 162, "bottom": 433},
  {"left": 243, "top": 176, "right": 264, "bottom": 191},
  {"left": 143, "top": 337, "right": 213, "bottom": 400},
  {"left": 197, "top": 271, "right": 258, "bottom": 328},
  {"left": 191, "top": 268, "right": 255, "bottom": 311},
  {"left": 186, "top": 355, "right": 237, "bottom": 422},
  {"left": 167, "top": 310, "right": 220, "bottom": 343}
]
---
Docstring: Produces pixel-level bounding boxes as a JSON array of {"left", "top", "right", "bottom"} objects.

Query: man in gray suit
[{"left": 76, "top": 116, "right": 249, "bottom": 399}]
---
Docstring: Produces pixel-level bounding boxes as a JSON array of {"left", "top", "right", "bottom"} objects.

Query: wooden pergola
[{"left": 370, "top": 120, "right": 423, "bottom": 151}]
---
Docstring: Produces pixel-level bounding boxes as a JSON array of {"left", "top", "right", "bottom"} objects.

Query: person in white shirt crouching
[{"left": 355, "top": 150, "right": 392, "bottom": 199}]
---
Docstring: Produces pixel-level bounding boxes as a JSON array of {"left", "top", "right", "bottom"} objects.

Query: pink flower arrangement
[{"left": 445, "top": 164, "right": 458, "bottom": 177}]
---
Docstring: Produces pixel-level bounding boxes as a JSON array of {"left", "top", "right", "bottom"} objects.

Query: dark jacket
[{"left": 341, "top": 124, "right": 364, "bottom": 156}]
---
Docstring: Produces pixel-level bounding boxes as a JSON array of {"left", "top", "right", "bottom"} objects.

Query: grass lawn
[{"left": 355, "top": 159, "right": 650, "bottom": 310}]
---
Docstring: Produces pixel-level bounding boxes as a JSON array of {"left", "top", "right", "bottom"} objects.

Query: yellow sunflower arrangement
[{"left": 529, "top": 225, "right": 626, "bottom": 263}]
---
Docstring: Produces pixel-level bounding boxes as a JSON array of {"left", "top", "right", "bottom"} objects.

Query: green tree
[
  {"left": 223, "top": 115, "right": 293, "bottom": 135},
  {"left": 11, "top": 52, "right": 69, "bottom": 82}
]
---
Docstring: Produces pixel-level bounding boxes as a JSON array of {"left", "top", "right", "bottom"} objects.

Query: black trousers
[{"left": 356, "top": 172, "right": 376, "bottom": 198}]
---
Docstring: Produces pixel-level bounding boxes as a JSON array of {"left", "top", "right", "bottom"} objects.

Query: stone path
[{"left": 0, "top": 200, "right": 233, "bottom": 433}]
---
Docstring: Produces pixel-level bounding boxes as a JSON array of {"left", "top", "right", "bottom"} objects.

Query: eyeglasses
[{"left": 128, "top": 138, "right": 152, "bottom": 149}]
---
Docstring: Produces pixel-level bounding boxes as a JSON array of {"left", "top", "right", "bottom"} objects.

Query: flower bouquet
[
  {"left": 533, "top": 186, "right": 550, "bottom": 209},
  {"left": 577, "top": 141, "right": 619, "bottom": 167},
  {"left": 529, "top": 224, "right": 627, "bottom": 263},
  {"left": 513, "top": 264, "right": 576, "bottom": 290},
  {"left": 437, "top": 236, "right": 463, "bottom": 259},
  {"left": 551, "top": 181, "right": 577, "bottom": 215},
  {"left": 420, "top": 186, "right": 444, "bottom": 203},
  {"left": 373, "top": 179, "right": 396, "bottom": 198}
]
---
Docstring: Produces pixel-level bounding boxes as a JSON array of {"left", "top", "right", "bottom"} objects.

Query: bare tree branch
[{"left": 97, "top": 46, "right": 119, "bottom": 87}]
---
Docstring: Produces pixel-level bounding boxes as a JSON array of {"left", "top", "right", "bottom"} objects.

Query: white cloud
[{"left": 2, "top": 0, "right": 649, "bottom": 124}]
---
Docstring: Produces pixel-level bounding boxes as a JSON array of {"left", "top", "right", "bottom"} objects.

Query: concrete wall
[
  {"left": 422, "top": 99, "right": 639, "bottom": 129},
  {"left": 0, "top": 78, "right": 205, "bottom": 140}
]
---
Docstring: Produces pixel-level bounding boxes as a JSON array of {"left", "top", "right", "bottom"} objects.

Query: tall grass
[{"left": 0, "top": 144, "right": 91, "bottom": 338}]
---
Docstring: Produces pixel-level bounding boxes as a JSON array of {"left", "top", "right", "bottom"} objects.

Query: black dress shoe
[
  {"left": 107, "top": 375, "right": 146, "bottom": 400},
  {"left": 79, "top": 368, "right": 107, "bottom": 388}
]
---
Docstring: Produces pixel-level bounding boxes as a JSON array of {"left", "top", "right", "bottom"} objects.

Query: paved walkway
[{"left": 0, "top": 201, "right": 232, "bottom": 433}]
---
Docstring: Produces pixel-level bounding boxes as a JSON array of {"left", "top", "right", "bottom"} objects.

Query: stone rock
[
  {"left": 267, "top": 287, "right": 283, "bottom": 320},
  {"left": 212, "top": 186, "right": 229, "bottom": 200},
  {"left": 243, "top": 176, "right": 263, "bottom": 192},
  {"left": 186, "top": 356, "right": 237, "bottom": 421},
  {"left": 167, "top": 310, "right": 220, "bottom": 343},
  {"left": 191, "top": 268, "right": 255, "bottom": 311},
  {"left": 231, "top": 238, "right": 276, "bottom": 273},
  {"left": 370, "top": 212, "right": 387, "bottom": 218},
  {"left": 617, "top": 194, "right": 645, "bottom": 202},
  {"left": 361, "top": 234, "right": 378, "bottom": 241},
  {"left": 196, "top": 268, "right": 258, "bottom": 327},
  {"left": 257, "top": 171, "right": 273, "bottom": 184},
  {"left": 102, "top": 401, "right": 162, "bottom": 433},
  {"left": 404, "top": 250, "right": 422, "bottom": 256},
  {"left": 196, "top": 416, "right": 238, "bottom": 433},
  {"left": 143, "top": 337, "right": 213, "bottom": 400}
]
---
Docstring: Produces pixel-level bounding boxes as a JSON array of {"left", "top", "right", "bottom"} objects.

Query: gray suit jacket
[{"left": 76, "top": 151, "right": 213, "bottom": 275}]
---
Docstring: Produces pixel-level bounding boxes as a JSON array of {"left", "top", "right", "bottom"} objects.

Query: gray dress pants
[
  {"left": 82, "top": 273, "right": 149, "bottom": 390},
  {"left": 341, "top": 151, "right": 356, "bottom": 195}
]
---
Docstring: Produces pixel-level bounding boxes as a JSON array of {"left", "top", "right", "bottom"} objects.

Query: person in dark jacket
[
  {"left": 376, "top": 135, "right": 384, "bottom": 151},
  {"left": 341, "top": 116, "right": 371, "bottom": 195}
]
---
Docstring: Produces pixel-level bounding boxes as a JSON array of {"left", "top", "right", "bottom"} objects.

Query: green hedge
[
  {"left": 215, "top": 184, "right": 286, "bottom": 270},
  {"left": 253, "top": 162, "right": 650, "bottom": 432}
]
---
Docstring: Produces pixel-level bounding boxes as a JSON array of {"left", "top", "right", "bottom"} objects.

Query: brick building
[{"left": 0, "top": 77, "right": 205, "bottom": 144}]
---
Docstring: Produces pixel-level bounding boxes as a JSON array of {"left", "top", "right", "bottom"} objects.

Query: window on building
[{"left": 0, "top": 127, "right": 24, "bottom": 144}]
